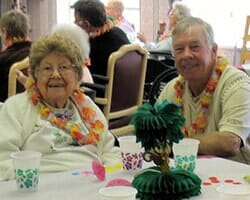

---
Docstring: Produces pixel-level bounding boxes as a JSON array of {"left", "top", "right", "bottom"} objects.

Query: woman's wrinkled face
[
  {"left": 36, "top": 53, "right": 80, "bottom": 108},
  {"left": 172, "top": 25, "right": 217, "bottom": 82}
]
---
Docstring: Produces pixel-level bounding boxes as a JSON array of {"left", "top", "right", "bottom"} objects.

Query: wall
[
  {"left": 0, "top": 0, "right": 12, "bottom": 14},
  {"left": 27, "top": 0, "right": 57, "bottom": 40},
  {"left": 0, "top": 0, "right": 57, "bottom": 40}
]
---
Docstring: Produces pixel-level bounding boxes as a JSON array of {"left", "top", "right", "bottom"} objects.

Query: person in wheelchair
[{"left": 137, "top": 2, "right": 191, "bottom": 53}]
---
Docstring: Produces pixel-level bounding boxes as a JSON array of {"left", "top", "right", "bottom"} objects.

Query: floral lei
[
  {"left": 174, "top": 56, "right": 228, "bottom": 137},
  {"left": 26, "top": 79, "right": 104, "bottom": 145},
  {"left": 158, "top": 30, "right": 172, "bottom": 41},
  {"left": 89, "top": 19, "right": 116, "bottom": 38}
]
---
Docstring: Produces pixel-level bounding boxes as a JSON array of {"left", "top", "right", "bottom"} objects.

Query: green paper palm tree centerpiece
[{"left": 130, "top": 100, "right": 202, "bottom": 200}]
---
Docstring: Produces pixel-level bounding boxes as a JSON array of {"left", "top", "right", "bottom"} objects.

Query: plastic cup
[
  {"left": 99, "top": 186, "right": 137, "bottom": 200},
  {"left": 10, "top": 150, "right": 42, "bottom": 192},
  {"left": 118, "top": 136, "right": 143, "bottom": 172},
  {"left": 172, "top": 138, "right": 200, "bottom": 172}
]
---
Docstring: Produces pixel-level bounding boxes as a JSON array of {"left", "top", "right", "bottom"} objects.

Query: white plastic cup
[
  {"left": 119, "top": 136, "right": 141, "bottom": 153},
  {"left": 99, "top": 186, "right": 137, "bottom": 200},
  {"left": 10, "top": 151, "right": 42, "bottom": 192},
  {"left": 118, "top": 136, "right": 143, "bottom": 172},
  {"left": 172, "top": 138, "right": 200, "bottom": 172}
]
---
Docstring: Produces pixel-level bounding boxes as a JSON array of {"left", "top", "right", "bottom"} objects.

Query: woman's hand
[
  {"left": 15, "top": 69, "right": 28, "bottom": 86},
  {"left": 137, "top": 32, "right": 147, "bottom": 43}
]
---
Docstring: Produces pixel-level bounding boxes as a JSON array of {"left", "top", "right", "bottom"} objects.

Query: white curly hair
[{"left": 51, "top": 23, "right": 90, "bottom": 62}]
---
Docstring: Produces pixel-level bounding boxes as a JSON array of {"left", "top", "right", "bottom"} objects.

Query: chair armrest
[
  {"left": 80, "top": 82, "right": 106, "bottom": 91},
  {"left": 92, "top": 74, "right": 109, "bottom": 84},
  {"left": 80, "top": 86, "right": 96, "bottom": 100},
  {"left": 95, "top": 97, "right": 108, "bottom": 105}
]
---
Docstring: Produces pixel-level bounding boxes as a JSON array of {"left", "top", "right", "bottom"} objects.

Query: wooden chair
[
  {"left": 240, "top": 15, "right": 250, "bottom": 64},
  {"left": 8, "top": 57, "right": 29, "bottom": 97},
  {"left": 83, "top": 44, "right": 148, "bottom": 136}
]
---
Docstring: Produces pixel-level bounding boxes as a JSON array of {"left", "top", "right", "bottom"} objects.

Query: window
[
  {"left": 183, "top": 0, "right": 250, "bottom": 48},
  {"left": 56, "top": 0, "right": 75, "bottom": 24}
]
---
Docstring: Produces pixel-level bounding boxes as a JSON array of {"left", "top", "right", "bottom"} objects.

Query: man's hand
[{"left": 192, "top": 131, "right": 242, "bottom": 157}]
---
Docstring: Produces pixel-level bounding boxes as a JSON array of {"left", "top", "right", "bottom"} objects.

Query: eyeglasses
[
  {"left": 38, "top": 64, "right": 76, "bottom": 76},
  {"left": 74, "top": 19, "right": 83, "bottom": 26}
]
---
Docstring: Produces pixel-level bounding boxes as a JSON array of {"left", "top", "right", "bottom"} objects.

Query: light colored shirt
[
  {"left": 116, "top": 17, "right": 143, "bottom": 45},
  {"left": 118, "top": 17, "right": 135, "bottom": 34},
  {"left": 0, "top": 92, "right": 121, "bottom": 181},
  {"left": 158, "top": 66, "right": 250, "bottom": 164},
  {"left": 144, "top": 37, "right": 172, "bottom": 52}
]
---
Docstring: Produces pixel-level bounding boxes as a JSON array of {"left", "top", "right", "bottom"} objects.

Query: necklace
[
  {"left": 44, "top": 101, "right": 74, "bottom": 120},
  {"left": 158, "top": 27, "right": 174, "bottom": 41},
  {"left": 174, "top": 56, "right": 228, "bottom": 137},
  {"left": 26, "top": 79, "right": 105, "bottom": 145},
  {"left": 89, "top": 19, "right": 116, "bottom": 38}
]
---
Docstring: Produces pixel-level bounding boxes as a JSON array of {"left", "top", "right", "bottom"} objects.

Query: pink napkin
[{"left": 106, "top": 178, "right": 132, "bottom": 187}]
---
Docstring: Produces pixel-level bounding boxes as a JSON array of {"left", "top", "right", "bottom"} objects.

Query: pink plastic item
[
  {"left": 106, "top": 178, "right": 132, "bottom": 187},
  {"left": 92, "top": 160, "right": 105, "bottom": 181}
]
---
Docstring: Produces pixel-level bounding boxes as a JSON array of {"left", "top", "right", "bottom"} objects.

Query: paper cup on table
[
  {"left": 118, "top": 136, "right": 143, "bottom": 172},
  {"left": 99, "top": 186, "right": 137, "bottom": 200},
  {"left": 10, "top": 150, "right": 42, "bottom": 192},
  {"left": 173, "top": 138, "right": 200, "bottom": 172}
]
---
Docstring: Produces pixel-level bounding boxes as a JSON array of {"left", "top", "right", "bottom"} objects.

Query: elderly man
[
  {"left": 159, "top": 17, "right": 250, "bottom": 164},
  {"left": 106, "top": 0, "right": 135, "bottom": 37}
]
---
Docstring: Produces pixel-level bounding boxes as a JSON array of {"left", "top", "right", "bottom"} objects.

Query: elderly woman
[
  {"left": 0, "top": 33, "right": 120, "bottom": 181},
  {"left": 137, "top": 1, "right": 191, "bottom": 52},
  {"left": 0, "top": 10, "right": 31, "bottom": 102}
]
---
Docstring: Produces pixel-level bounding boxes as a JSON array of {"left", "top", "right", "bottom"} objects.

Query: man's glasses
[
  {"left": 74, "top": 19, "right": 83, "bottom": 26},
  {"left": 38, "top": 64, "right": 76, "bottom": 76}
]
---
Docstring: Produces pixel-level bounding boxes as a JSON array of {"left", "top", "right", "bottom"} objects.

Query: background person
[
  {"left": 0, "top": 10, "right": 31, "bottom": 102},
  {"left": 155, "top": 21, "right": 167, "bottom": 42},
  {"left": 158, "top": 17, "right": 250, "bottom": 164},
  {"left": 51, "top": 23, "right": 93, "bottom": 83},
  {"left": 137, "top": 1, "right": 191, "bottom": 52},
  {"left": 71, "top": 0, "right": 129, "bottom": 79},
  {"left": 0, "top": 34, "right": 120, "bottom": 181},
  {"left": 106, "top": 0, "right": 137, "bottom": 43}
]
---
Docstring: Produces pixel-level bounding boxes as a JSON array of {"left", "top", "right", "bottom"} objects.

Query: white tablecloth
[{"left": 0, "top": 157, "right": 249, "bottom": 200}]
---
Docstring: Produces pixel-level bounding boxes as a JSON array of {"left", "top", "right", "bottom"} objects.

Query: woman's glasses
[{"left": 38, "top": 64, "right": 76, "bottom": 76}]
